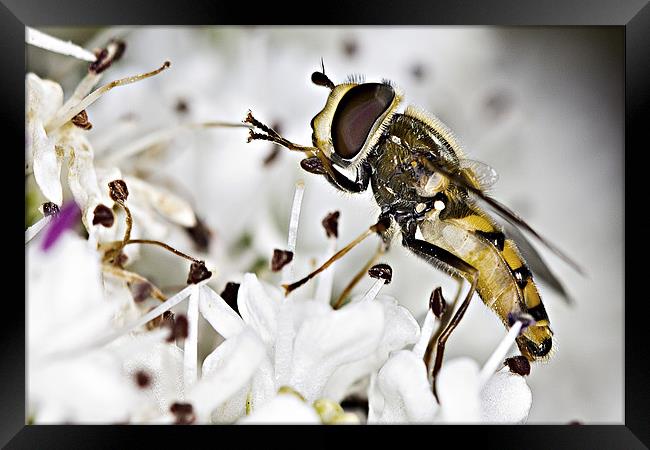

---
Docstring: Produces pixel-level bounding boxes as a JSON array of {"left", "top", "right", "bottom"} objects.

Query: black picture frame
[{"left": 4, "top": 0, "right": 646, "bottom": 448}]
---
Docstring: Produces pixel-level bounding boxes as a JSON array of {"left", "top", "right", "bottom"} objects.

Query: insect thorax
[{"left": 367, "top": 113, "right": 461, "bottom": 214}]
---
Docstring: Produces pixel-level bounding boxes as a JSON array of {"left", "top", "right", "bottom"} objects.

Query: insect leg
[
  {"left": 332, "top": 241, "right": 386, "bottom": 309},
  {"left": 401, "top": 234, "right": 478, "bottom": 402},
  {"left": 282, "top": 215, "right": 391, "bottom": 296},
  {"left": 302, "top": 157, "right": 371, "bottom": 194},
  {"left": 245, "top": 111, "right": 370, "bottom": 194},
  {"left": 422, "top": 275, "right": 464, "bottom": 375}
]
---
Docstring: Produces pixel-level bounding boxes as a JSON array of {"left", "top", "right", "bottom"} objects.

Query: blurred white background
[{"left": 28, "top": 26, "right": 623, "bottom": 423}]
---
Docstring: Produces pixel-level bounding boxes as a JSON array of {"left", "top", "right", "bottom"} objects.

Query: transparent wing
[
  {"left": 497, "top": 218, "right": 573, "bottom": 304},
  {"left": 459, "top": 159, "right": 499, "bottom": 190}
]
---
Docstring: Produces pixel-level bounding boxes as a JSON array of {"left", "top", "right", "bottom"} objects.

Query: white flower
[
  {"left": 368, "top": 311, "right": 533, "bottom": 424},
  {"left": 27, "top": 230, "right": 141, "bottom": 423}
]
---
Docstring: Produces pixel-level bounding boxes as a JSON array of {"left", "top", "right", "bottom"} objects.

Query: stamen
[
  {"left": 92, "top": 283, "right": 194, "bottom": 348},
  {"left": 184, "top": 286, "right": 199, "bottom": 389},
  {"left": 25, "top": 27, "right": 97, "bottom": 62},
  {"left": 358, "top": 278, "right": 385, "bottom": 303},
  {"left": 166, "top": 314, "right": 189, "bottom": 342},
  {"left": 40, "top": 202, "right": 60, "bottom": 217},
  {"left": 25, "top": 216, "right": 51, "bottom": 245},
  {"left": 429, "top": 287, "right": 447, "bottom": 319},
  {"left": 92, "top": 204, "right": 114, "bottom": 227},
  {"left": 187, "top": 261, "right": 212, "bottom": 284},
  {"left": 504, "top": 355, "right": 531, "bottom": 376},
  {"left": 478, "top": 320, "right": 523, "bottom": 387},
  {"left": 271, "top": 249, "right": 294, "bottom": 272},
  {"left": 368, "top": 263, "right": 393, "bottom": 284},
  {"left": 102, "top": 265, "right": 167, "bottom": 302},
  {"left": 100, "top": 121, "right": 251, "bottom": 165},
  {"left": 44, "top": 61, "right": 171, "bottom": 134},
  {"left": 315, "top": 231, "right": 338, "bottom": 304},
  {"left": 322, "top": 211, "right": 340, "bottom": 239},
  {"left": 134, "top": 370, "right": 151, "bottom": 388},
  {"left": 282, "top": 180, "right": 305, "bottom": 285},
  {"left": 170, "top": 402, "right": 195, "bottom": 425},
  {"left": 412, "top": 309, "right": 437, "bottom": 360}
]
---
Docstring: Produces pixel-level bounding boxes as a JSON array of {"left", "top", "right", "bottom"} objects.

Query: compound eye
[{"left": 331, "top": 83, "right": 395, "bottom": 159}]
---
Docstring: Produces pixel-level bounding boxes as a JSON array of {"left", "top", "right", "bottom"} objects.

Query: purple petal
[{"left": 41, "top": 202, "right": 82, "bottom": 251}]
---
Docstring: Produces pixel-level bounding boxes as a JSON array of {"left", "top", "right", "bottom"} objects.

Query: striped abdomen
[{"left": 419, "top": 210, "right": 553, "bottom": 361}]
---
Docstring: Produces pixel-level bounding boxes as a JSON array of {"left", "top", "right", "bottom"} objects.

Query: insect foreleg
[
  {"left": 401, "top": 232, "right": 479, "bottom": 403},
  {"left": 282, "top": 215, "right": 391, "bottom": 296}
]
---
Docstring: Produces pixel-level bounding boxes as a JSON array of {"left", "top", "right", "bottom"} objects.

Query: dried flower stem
[
  {"left": 124, "top": 239, "right": 201, "bottom": 264},
  {"left": 102, "top": 264, "right": 167, "bottom": 302},
  {"left": 45, "top": 61, "right": 171, "bottom": 134},
  {"left": 101, "top": 121, "right": 253, "bottom": 165}
]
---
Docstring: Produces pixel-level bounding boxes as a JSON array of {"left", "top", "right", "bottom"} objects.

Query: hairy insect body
[
  {"left": 245, "top": 74, "right": 572, "bottom": 368},
  {"left": 368, "top": 110, "right": 553, "bottom": 360}
]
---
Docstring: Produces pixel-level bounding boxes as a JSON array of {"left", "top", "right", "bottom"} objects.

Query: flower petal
[
  {"left": 323, "top": 295, "right": 420, "bottom": 402},
  {"left": 191, "top": 328, "right": 265, "bottom": 420},
  {"left": 64, "top": 133, "right": 103, "bottom": 230},
  {"left": 289, "top": 300, "right": 385, "bottom": 402},
  {"left": 437, "top": 357, "right": 481, "bottom": 423},
  {"left": 238, "top": 393, "right": 321, "bottom": 424},
  {"left": 480, "top": 369, "right": 532, "bottom": 423},
  {"left": 198, "top": 285, "right": 245, "bottom": 338},
  {"left": 124, "top": 176, "right": 197, "bottom": 227},
  {"left": 237, "top": 273, "right": 279, "bottom": 350},
  {"left": 368, "top": 350, "right": 437, "bottom": 423}
]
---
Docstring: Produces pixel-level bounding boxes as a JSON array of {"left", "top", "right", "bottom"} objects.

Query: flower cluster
[{"left": 26, "top": 28, "right": 535, "bottom": 425}]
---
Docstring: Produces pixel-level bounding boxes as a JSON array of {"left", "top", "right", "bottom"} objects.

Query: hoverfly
[{"left": 244, "top": 64, "right": 582, "bottom": 392}]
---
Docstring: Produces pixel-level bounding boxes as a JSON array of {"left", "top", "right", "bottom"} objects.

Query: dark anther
[
  {"left": 71, "top": 110, "right": 93, "bottom": 130},
  {"left": 41, "top": 202, "right": 60, "bottom": 217},
  {"left": 92, "top": 204, "right": 115, "bottom": 227},
  {"left": 410, "top": 63, "right": 426, "bottom": 81},
  {"left": 187, "top": 261, "right": 212, "bottom": 284},
  {"left": 342, "top": 39, "right": 358, "bottom": 58},
  {"left": 429, "top": 287, "right": 447, "bottom": 319},
  {"left": 300, "top": 157, "right": 327, "bottom": 175},
  {"left": 271, "top": 249, "right": 294, "bottom": 272},
  {"left": 108, "top": 179, "right": 129, "bottom": 202},
  {"left": 166, "top": 314, "right": 189, "bottom": 342},
  {"left": 134, "top": 370, "right": 151, "bottom": 388},
  {"left": 507, "top": 312, "right": 536, "bottom": 332},
  {"left": 184, "top": 216, "right": 212, "bottom": 252},
  {"left": 322, "top": 211, "right": 340, "bottom": 239},
  {"left": 368, "top": 263, "right": 392, "bottom": 284},
  {"left": 504, "top": 355, "right": 531, "bottom": 376},
  {"left": 89, "top": 40, "right": 126, "bottom": 74},
  {"left": 220, "top": 282, "right": 241, "bottom": 315},
  {"left": 175, "top": 98, "right": 189, "bottom": 114},
  {"left": 311, "top": 71, "right": 335, "bottom": 90},
  {"left": 130, "top": 281, "right": 153, "bottom": 303},
  {"left": 114, "top": 250, "right": 128, "bottom": 268},
  {"left": 568, "top": 420, "right": 582, "bottom": 426},
  {"left": 170, "top": 402, "right": 195, "bottom": 425}
]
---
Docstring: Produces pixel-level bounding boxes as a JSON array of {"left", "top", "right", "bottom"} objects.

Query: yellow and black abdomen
[{"left": 419, "top": 210, "right": 554, "bottom": 361}]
